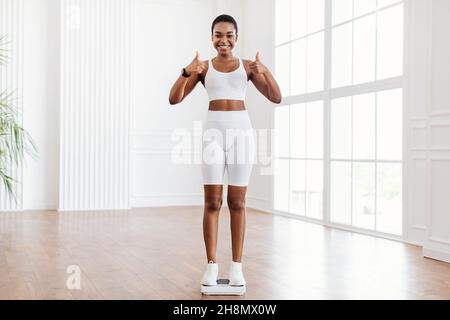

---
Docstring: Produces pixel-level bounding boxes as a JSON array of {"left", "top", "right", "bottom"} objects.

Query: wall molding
[
  {"left": 131, "top": 129, "right": 173, "bottom": 136},
  {"left": 132, "top": 192, "right": 202, "bottom": 198},
  {"left": 428, "top": 236, "right": 450, "bottom": 246},
  {"left": 430, "top": 110, "right": 450, "bottom": 117},
  {"left": 131, "top": 193, "right": 203, "bottom": 208}
]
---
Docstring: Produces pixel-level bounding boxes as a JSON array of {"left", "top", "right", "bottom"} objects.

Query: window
[
  {"left": 274, "top": 102, "right": 324, "bottom": 219},
  {"left": 274, "top": 0, "right": 404, "bottom": 236},
  {"left": 275, "top": 0, "right": 325, "bottom": 96}
]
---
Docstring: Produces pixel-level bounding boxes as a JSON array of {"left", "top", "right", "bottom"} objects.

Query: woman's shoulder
[
  {"left": 241, "top": 58, "right": 253, "bottom": 68},
  {"left": 241, "top": 58, "right": 252, "bottom": 70}
]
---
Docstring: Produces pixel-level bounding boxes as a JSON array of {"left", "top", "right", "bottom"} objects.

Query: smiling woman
[
  {"left": 168, "top": 13, "right": 282, "bottom": 293},
  {"left": 211, "top": 14, "right": 238, "bottom": 55}
]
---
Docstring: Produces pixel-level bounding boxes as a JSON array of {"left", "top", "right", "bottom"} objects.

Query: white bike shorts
[{"left": 201, "top": 110, "right": 256, "bottom": 187}]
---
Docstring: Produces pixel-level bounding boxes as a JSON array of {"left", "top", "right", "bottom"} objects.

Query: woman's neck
[{"left": 215, "top": 53, "right": 236, "bottom": 62}]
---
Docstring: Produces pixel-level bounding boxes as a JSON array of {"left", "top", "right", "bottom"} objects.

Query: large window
[{"left": 274, "top": 0, "right": 403, "bottom": 236}]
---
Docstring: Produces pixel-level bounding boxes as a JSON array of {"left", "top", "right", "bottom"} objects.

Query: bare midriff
[{"left": 208, "top": 100, "right": 245, "bottom": 111}]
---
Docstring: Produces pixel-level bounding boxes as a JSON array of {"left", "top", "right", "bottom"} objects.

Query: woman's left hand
[{"left": 249, "top": 51, "right": 269, "bottom": 75}]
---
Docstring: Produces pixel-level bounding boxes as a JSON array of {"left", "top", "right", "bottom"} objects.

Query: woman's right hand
[{"left": 184, "top": 51, "right": 205, "bottom": 76}]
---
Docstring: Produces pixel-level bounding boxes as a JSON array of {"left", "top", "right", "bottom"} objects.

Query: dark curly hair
[{"left": 211, "top": 14, "right": 238, "bottom": 35}]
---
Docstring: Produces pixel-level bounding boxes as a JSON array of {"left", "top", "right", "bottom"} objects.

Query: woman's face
[{"left": 212, "top": 22, "right": 237, "bottom": 55}]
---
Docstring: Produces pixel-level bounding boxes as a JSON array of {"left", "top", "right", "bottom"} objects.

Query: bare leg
[
  {"left": 227, "top": 185, "right": 247, "bottom": 263},
  {"left": 203, "top": 185, "right": 223, "bottom": 263}
]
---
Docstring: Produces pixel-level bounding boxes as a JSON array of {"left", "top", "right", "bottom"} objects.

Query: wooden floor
[{"left": 0, "top": 206, "right": 449, "bottom": 300}]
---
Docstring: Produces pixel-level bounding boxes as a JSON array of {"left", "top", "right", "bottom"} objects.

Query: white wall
[
  {"left": 130, "top": 0, "right": 249, "bottom": 208},
  {"left": 130, "top": 0, "right": 212, "bottom": 207},
  {"left": 0, "top": 0, "right": 250, "bottom": 211},
  {"left": 23, "top": 0, "right": 60, "bottom": 210},
  {"left": 404, "top": 0, "right": 450, "bottom": 262},
  {"left": 404, "top": 0, "right": 432, "bottom": 246},
  {"left": 422, "top": 0, "right": 450, "bottom": 263}
]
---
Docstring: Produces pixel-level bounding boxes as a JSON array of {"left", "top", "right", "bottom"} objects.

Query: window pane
[
  {"left": 275, "top": 0, "right": 290, "bottom": 45},
  {"left": 290, "top": 159, "right": 306, "bottom": 215},
  {"left": 330, "top": 161, "right": 352, "bottom": 224},
  {"left": 332, "top": 23, "right": 352, "bottom": 88},
  {"left": 306, "top": 101, "right": 323, "bottom": 158},
  {"left": 291, "top": 0, "right": 307, "bottom": 39},
  {"left": 291, "top": 39, "right": 307, "bottom": 95},
  {"left": 353, "top": 162, "right": 375, "bottom": 230},
  {"left": 377, "top": 89, "right": 403, "bottom": 160},
  {"left": 275, "top": 44, "right": 290, "bottom": 97},
  {"left": 353, "top": 93, "right": 375, "bottom": 159},
  {"left": 377, "top": 163, "right": 402, "bottom": 235},
  {"left": 307, "top": 32, "right": 324, "bottom": 92},
  {"left": 353, "top": 14, "right": 376, "bottom": 84},
  {"left": 274, "top": 159, "right": 290, "bottom": 212},
  {"left": 354, "top": 0, "right": 376, "bottom": 18},
  {"left": 331, "top": 97, "right": 352, "bottom": 159},
  {"left": 308, "top": 0, "right": 325, "bottom": 33},
  {"left": 377, "top": 4, "right": 403, "bottom": 79},
  {"left": 306, "top": 160, "right": 323, "bottom": 219},
  {"left": 275, "top": 105, "right": 290, "bottom": 157},
  {"left": 290, "top": 103, "right": 306, "bottom": 158},
  {"left": 378, "top": 0, "right": 401, "bottom": 9},
  {"left": 332, "top": 0, "right": 352, "bottom": 25}
]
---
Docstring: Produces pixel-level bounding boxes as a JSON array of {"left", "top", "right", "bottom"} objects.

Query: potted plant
[{"left": 0, "top": 34, "right": 37, "bottom": 203}]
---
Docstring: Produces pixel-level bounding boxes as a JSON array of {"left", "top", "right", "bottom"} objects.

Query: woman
[{"left": 169, "top": 14, "right": 281, "bottom": 287}]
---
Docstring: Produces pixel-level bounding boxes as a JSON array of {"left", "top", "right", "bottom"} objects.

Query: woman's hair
[{"left": 211, "top": 14, "right": 238, "bottom": 35}]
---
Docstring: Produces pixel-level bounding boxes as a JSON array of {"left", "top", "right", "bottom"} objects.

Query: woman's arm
[
  {"left": 169, "top": 74, "right": 199, "bottom": 105},
  {"left": 248, "top": 52, "right": 282, "bottom": 104},
  {"left": 169, "top": 51, "right": 205, "bottom": 105}
]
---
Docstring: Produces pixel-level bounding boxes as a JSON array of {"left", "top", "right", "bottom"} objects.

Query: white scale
[{"left": 201, "top": 279, "right": 246, "bottom": 296}]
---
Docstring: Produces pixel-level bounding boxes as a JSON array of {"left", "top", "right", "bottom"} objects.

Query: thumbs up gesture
[
  {"left": 185, "top": 51, "right": 205, "bottom": 76},
  {"left": 249, "top": 51, "right": 268, "bottom": 75}
]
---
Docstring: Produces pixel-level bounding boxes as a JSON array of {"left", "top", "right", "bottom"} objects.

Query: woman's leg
[
  {"left": 203, "top": 184, "right": 223, "bottom": 263},
  {"left": 227, "top": 185, "right": 247, "bottom": 263}
]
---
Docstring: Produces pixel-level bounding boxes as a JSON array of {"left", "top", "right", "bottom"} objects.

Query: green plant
[{"left": 0, "top": 34, "right": 37, "bottom": 203}]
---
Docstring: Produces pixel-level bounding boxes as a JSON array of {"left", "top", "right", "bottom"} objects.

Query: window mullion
[
  {"left": 288, "top": 0, "right": 292, "bottom": 213},
  {"left": 324, "top": 0, "right": 332, "bottom": 224}
]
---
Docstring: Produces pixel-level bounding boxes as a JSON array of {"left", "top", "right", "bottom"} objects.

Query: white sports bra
[{"left": 204, "top": 57, "right": 248, "bottom": 102}]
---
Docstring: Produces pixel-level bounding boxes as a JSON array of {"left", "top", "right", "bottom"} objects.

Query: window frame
[{"left": 272, "top": 0, "right": 406, "bottom": 239}]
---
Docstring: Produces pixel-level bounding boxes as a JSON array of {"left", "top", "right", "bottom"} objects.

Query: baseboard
[
  {"left": 423, "top": 247, "right": 450, "bottom": 264},
  {"left": 246, "top": 196, "right": 271, "bottom": 213},
  {"left": 0, "top": 203, "right": 58, "bottom": 212},
  {"left": 26, "top": 204, "right": 58, "bottom": 211},
  {"left": 131, "top": 193, "right": 204, "bottom": 207}
]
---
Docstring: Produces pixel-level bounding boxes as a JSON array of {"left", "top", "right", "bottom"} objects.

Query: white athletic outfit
[{"left": 202, "top": 57, "right": 255, "bottom": 187}]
